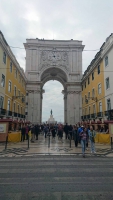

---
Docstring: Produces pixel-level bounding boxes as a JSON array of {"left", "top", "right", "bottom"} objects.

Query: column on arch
[
  {"left": 64, "top": 93, "right": 67, "bottom": 124},
  {"left": 66, "top": 91, "right": 81, "bottom": 125},
  {"left": 33, "top": 90, "right": 41, "bottom": 124}
]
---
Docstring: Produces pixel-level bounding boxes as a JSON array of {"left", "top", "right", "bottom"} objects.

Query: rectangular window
[
  {"left": 88, "top": 92, "right": 90, "bottom": 100},
  {"left": 82, "top": 109, "right": 84, "bottom": 116},
  {"left": 0, "top": 96, "right": 4, "bottom": 109},
  {"left": 92, "top": 89, "right": 95, "bottom": 98},
  {"left": 107, "top": 99, "right": 111, "bottom": 111},
  {"left": 93, "top": 104, "right": 96, "bottom": 114},
  {"left": 15, "top": 69, "right": 17, "bottom": 78},
  {"left": 97, "top": 65, "right": 100, "bottom": 74},
  {"left": 98, "top": 83, "right": 101, "bottom": 94},
  {"left": 13, "top": 103, "right": 16, "bottom": 112},
  {"left": 1, "top": 74, "right": 5, "bottom": 87},
  {"left": 89, "top": 107, "right": 90, "bottom": 114},
  {"left": 19, "top": 75, "right": 21, "bottom": 83},
  {"left": 14, "top": 86, "right": 16, "bottom": 96},
  {"left": 92, "top": 72, "right": 94, "bottom": 80},
  {"left": 10, "top": 61, "right": 12, "bottom": 72},
  {"left": 88, "top": 77, "right": 90, "bottom": 85},
  {"left": 3, "top": 52, "right": 6, "bottom": 64},
  {"left": 8, "top": 81, "right": 11, "bottom": 92},
  {"left": 18, "top": 90, "right": 20, "bottom": 98},
  {"left": 106, "top": 77, "right": 110, "bottom": 89},
  {"left": 99, "top": 102, "right": 102, "bottom": 112},
  {"left": 7, "top": 100, "right": 10, "bottom": 111},
  {"left": 85, "top": 108, "right": 87, "bottom": 115},
  {"left": 18, "top": 105, "right": 20, "bottom": 114},
  {"left": 105, "top": 56, "right": 108, "bottom": 67}
]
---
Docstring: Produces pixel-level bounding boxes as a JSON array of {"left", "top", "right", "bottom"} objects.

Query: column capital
[
  {"left": 26, "top": 90, "right": 41, "bottom": 93},
  {"left": 67, "top": 91, "right": 81, "bottom": 94}
]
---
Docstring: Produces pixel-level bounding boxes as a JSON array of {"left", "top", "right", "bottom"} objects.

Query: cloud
[{"left": 0, "top": 0, "right": 113, "bottom": 121}]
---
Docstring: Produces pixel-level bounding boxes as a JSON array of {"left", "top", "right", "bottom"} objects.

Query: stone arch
[
  {"left": 24, "top": 39, "right": 84, "bottom": 124},
  {"left": 40, "top": 67, "right": 68, "bottom": 89}
]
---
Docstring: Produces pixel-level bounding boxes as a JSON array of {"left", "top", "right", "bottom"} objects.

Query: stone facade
[{"left": 24, "top": 39, "right": 84, "bottom": 124}]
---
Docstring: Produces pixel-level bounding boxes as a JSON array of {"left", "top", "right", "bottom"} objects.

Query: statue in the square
[{"left": 50, "top": 109, "right": 52, "bottom": 115}]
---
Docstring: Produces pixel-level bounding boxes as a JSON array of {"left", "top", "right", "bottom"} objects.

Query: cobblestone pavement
[
  {"left": 0, "top": 155, "right": 113, "bottom": 200},
  {"left": 0, "top": 134, "right": 113, "bottom": 158}
]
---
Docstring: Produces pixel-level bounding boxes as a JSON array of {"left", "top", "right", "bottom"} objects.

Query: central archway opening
[{"left": 42, "top": 80, "right": 64, "bottom": 124}]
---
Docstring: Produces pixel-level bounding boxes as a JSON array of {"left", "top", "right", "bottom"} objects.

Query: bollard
[
  {"left": 28, "top": 134, "right": 29, "bottom": 149},
  {"left": 111, "top": 137, "right": 112, "bottom": 150},
  {"left": 5, "top": 135, "right": 8, "bottom": 150}
]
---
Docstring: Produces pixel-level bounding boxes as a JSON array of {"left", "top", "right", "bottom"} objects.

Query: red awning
[{"left": 0, "top": 119, "right": 12, "bottom": 122}]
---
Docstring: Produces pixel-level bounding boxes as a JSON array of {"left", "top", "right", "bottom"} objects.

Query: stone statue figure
[{"left": 50, "top": 109, "right": 52, "bottom": 115}]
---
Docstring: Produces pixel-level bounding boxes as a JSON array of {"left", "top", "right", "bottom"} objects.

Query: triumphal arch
[{"left": 24, "top": 38, "right": 84, "bottom": 124}]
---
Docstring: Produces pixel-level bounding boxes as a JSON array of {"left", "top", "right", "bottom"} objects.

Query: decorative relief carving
[
  {"left": 62, "top": 90, "right": 81, "bottom": 95},
  {"left": 67, "top": 91, "right": 81, "bottom": 94},
  {"left": 40, "top": 49, "right": 68, "bottom": 69},
  {"left": 27, "top": 90, "right": 41, "bottom": 93}
]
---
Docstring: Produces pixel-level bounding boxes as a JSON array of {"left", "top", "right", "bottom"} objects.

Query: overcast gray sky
[{"left": 0, "top": 0, "right": 113, "bottom": 122}]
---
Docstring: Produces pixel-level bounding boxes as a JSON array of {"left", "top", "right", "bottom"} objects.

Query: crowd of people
[{"left": 21, "top": 123, "right": 96, "bottom": 158}]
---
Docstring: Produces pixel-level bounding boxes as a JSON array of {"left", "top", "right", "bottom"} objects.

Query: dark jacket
[
  {"left": 31, "top": 126, "right": 35, "bottom": 134},
  {"left": 64, "top": 125, "right": 69, "bottom": 133},
  {"left": 68, "top": 125, "right": 73, "bottom": 132},
  {"left": 73, "top": 129, "right": 78, "bottom": 141},
  {"left": 21, "top": 127, "right": 26, "bottom": 135}
]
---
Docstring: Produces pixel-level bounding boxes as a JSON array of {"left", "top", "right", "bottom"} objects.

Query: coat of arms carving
[{"left": 40, "top": 50, "right": 68, "bottom": 69}]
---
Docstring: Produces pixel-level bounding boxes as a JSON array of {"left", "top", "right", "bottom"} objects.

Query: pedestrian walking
[
  {"left": 68, "top": 124, "right": 73, "bottom": 139},
  {"left": 35, "top": 124, "right": 40, "bottom": 140},
  {"left": 44, "top": 125, "right": 49, "bottom": 138},
  {"left": 21, "top": 125, "right": 26, "bottom": 142},
  {"left": 80, "top": 127, "right": 87, "bottom": 157},
  {"left": 31, "top": 124, "right": 35, "bottom": 142},
  {"left": 64, "top": 123, "right": 69, "bottom": 139},
  {"left": 58, "top": 124, "right": 63, "bottom": 139},
  {"left": 25, "top": 125, "right": 29, "bottom": 140},
  {"left": 78, "top": 125, "right": 84, "bottom": 143},
  {"left": 51, "top": 126, "right": 56, "bottom": 138},
  {"left": 89, "top": 126, "right": 96, "bottom": 154},
  {"left": 86, "top": 127, "right": 89, "bottom": 150},
  {"left": 73, "top": 126, "right": 79, "bottom": 147}
]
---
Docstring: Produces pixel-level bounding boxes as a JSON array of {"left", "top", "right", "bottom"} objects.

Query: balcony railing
[
  {"left": 87, "top": 114, "right": 91, "bottom": 119},
  {"left": 81, "top": 116, "right": 84, "bottom": 120},
  {"left": 18, "top": 113, "right": 20, "bottom": 117},
  {"left": 13, "top": 112, "right": 18, "bottom": 117},
  {"left": 91, "top": 113, "right": 97, "bottom": 118},
  {"left": 7, "top": 110, "right": 12, "bottom": 116},
  {"left": 0, "top": 109, "right": 25, "bottom": 119},
  {"left": 0, "top": 108, "right": 6, "bottom": 116},
  {"left": 104, "top": 109, "right": 113, "bottom": 120},
  {"left": 97, "top": 112, "right": 103, "bottom": 117},
  {"left": 104, "top": 111, "right": 108, "bottom": 116},
  {"left": 84, "top": 115, "right": 87, "bottom": 119}
]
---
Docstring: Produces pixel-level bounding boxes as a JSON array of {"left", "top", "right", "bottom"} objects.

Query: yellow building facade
[
  {"left": 0, "top": 31, "right": 26, "bottom": 120},
  {"left": 81, "top": 48, "right": 106, "bottom": 122}
]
